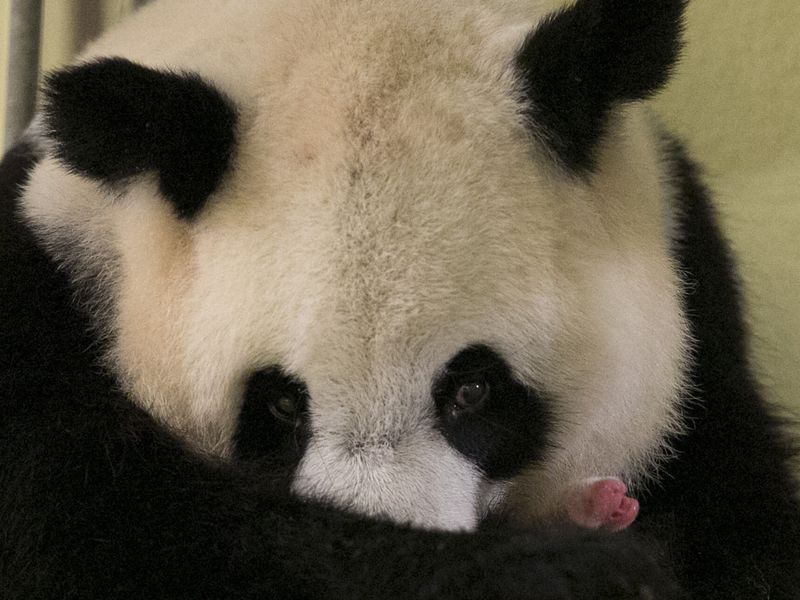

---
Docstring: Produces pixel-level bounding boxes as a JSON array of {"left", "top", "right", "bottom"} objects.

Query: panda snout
[
  {"left": 343, "top": 431, "right": 400, "bottom": 458},
  {"left": 292, "top": 424, "right": 484, "bottom": 530}
]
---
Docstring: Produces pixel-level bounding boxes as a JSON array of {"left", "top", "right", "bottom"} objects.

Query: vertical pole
[{"left": 4, "top": 0, "right": 43, "bottom": 150}]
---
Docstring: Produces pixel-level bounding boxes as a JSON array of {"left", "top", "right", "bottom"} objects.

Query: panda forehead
[
  {"left": 219, "top": 2, "right": 533, "bottom": 171},
  {"left": 191, "top": 170, "right": 559, "bottom": 378},
  {"left": 181, "top": 57, "right": 565, "bottom": 408},
  {"left": 197, "top": 116, "right": 558, "bottom": 368},
  {"left": 184, "top": 133, "right": 560, "bottom": 405}
]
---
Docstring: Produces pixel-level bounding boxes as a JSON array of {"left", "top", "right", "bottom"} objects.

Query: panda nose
[{"left": 344, "top": 430, "right": 400, "bottom": 459}]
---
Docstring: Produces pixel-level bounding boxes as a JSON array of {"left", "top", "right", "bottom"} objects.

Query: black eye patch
[
  {"left": 234, "top": 368, "right": 310, "bottom": 473},
  {"left": 432, "top": 345, "right": 553, "bottom": 480}
]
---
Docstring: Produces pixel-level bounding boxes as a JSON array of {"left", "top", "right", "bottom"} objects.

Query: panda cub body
[{"left": 1, "top": 0, "right": 798, "bottom": 598}]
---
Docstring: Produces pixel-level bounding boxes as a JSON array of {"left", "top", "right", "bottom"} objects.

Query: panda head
[{"left": 22, "top": 0, "right": 689, "bottom": 530}]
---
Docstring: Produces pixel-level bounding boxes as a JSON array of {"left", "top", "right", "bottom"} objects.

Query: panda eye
[
  {"left": 241, "top": 368, "right": 308, "bottom": 427},
  {"left": 268, "top": 394, "right": 299, "bottom": 424},
  {"left": 235, "top": 367, "right": 310, "bottom": 463},
  {"left": 454, "top": 380, "right": 490, "bottom": 412},
  {"left": 432, "top": 345, "right": 552, "bottom": 481}
]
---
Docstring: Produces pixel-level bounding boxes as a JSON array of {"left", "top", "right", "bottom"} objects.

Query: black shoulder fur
[{"left": 634, "top": 136, "right": 800, "bottom": 599}]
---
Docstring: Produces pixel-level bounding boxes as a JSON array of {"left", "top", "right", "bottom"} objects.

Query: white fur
[{"left": 21, "top": 0, "right": 690, "bottom": 530}]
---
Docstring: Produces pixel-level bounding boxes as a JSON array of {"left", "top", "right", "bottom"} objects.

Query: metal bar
[{"left": 4, "top": 0, "right": 43, "bottom": 150}]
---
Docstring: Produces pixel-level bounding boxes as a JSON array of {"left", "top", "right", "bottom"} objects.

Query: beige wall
[
  {"left": 0, "top": 1, "right": 10, "bottom": 139},
  {"left": 39, "top": 0, "right": 136, "bottom": 71},
  {"left": 654, "top": 0, "right": 800, "bottom": 408},
  {"left": 656, "top": 0, "right": 800, "bottom": 176},
  {"left": 1, "top": 0, "right": 135, "bottom": 139}
]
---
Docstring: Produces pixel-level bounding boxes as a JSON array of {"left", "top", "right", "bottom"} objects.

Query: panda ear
[
  {"left": 42, "top": 57, "right": 237, "bottom": 220},
  {"left": 516, "top": 0, "right": 686, "bottom": 174}
]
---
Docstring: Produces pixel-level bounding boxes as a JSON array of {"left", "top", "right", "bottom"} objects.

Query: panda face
[{"left": 21, "top": 0, "right": 690, "bottom": 529}]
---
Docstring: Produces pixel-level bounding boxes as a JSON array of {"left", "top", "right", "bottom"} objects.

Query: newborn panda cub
[{"left": 568, "top": 478, "right": 639, "bottom": 532}]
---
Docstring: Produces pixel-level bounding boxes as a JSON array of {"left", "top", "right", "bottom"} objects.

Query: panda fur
[{"left": 1, "top": 0, "right": 798, "bottom": 598}]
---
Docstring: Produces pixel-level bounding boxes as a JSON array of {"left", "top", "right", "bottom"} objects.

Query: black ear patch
[
  {"left": 43, "top": 57, "right": 237, "bottom": 220},
  {"left": 516, "top": 0, "right": 686, "bottom": 173}
]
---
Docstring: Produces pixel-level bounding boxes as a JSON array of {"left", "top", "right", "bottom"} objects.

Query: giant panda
[{"left": 2, "top": 0, "right": 799, "bottom": 598}]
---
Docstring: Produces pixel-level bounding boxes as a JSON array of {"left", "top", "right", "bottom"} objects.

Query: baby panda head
[{"left": 22, "top": 0, "right": 689, "bottom": 530}]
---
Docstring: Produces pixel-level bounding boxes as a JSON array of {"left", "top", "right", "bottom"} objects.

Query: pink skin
[{"left": 566, "top": 477, "right": 640, "bottom": 532}]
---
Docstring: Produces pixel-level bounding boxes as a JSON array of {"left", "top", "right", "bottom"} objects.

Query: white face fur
[{"left": 21, "top": 0, "right": 690, "bottom": 530}]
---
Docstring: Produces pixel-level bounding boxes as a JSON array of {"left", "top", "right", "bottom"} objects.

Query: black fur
[
  {"left": 516, "top": 0, "right": 685, "bottom": 173},
  {"left": 633, "top": 136, "right": 800, "bottom": 599},
  {"left": 433, "top": 345, "right": 553, "bottom": 480},
  {"left": 42, "top": 58, "right": 237, "bottom": 220},
  {"left": 0, "top": 141, "right": 680, "bottom": 600}
]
